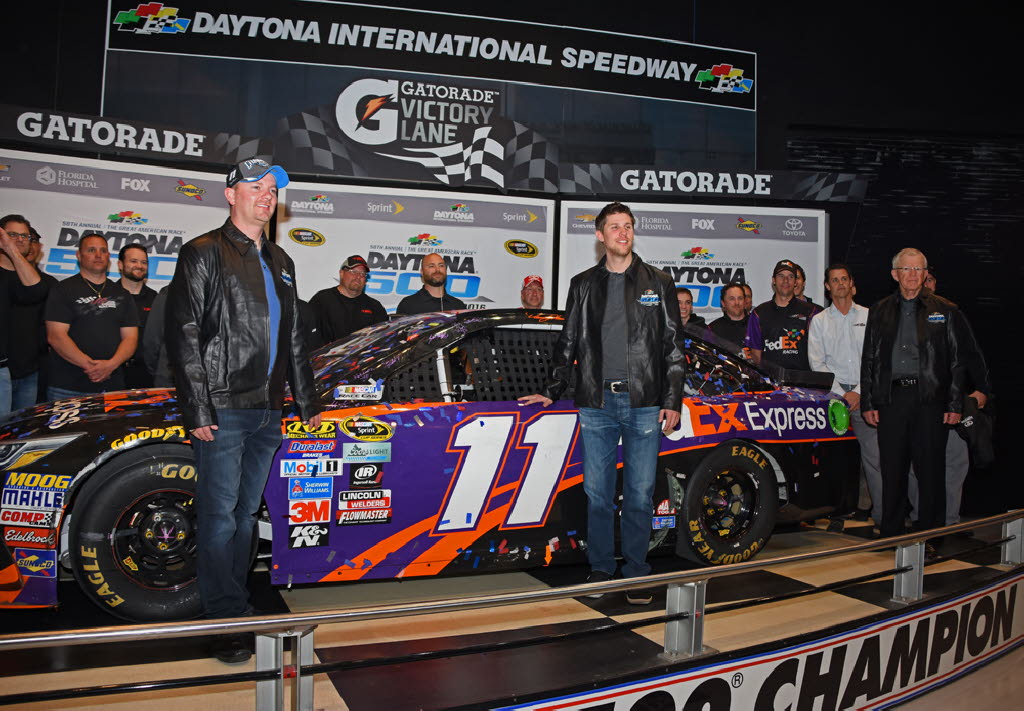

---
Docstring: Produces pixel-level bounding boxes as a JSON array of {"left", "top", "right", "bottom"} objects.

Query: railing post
[
  {"left": 892, "top": 542, "right": 925, "bottom": 603},
  {"left": 663, "top": 580, "right": 710, "bottom": 658},
  {"left": 255, "top": 632, "right": 284, "bottom": 711},
  {"left": 292, "top": 627, "right": 316, "bottom": 711},
  {"left": 1002, "top": 517, "right": 1023, "bottom": 566}
]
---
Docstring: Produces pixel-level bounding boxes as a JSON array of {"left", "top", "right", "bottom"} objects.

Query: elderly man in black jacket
[
  {"left": 861, "top": 248, "right": 967, "bottom": 541},
  {"left": 167, "top": 157, "right": 320, "bottom": 663},
  {"left": 520, "top": 202, "right": 685, "bottom": 605}
]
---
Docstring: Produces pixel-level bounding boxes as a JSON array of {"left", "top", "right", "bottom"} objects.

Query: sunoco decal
[
  {"left": 501, "top": 574, "right": 1024, "bottom": 710},
  {"left": 339, "top": 415, "right": 394, "bottom": 442}
]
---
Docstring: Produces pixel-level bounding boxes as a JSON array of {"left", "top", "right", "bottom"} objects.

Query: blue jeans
[
  {"left": 578, "top": 391, "right": 662, "bottom": 579},
  {"left": 193, "top": 408, "right": 282, "bottom": 619},
  {"left": 10, "top": 372, "right": 38, "bottom": 412},
  {"left": 47, "top": 386, "right": 93, "bottom": 402},
  {"left": 0, "top": 367, "right": 10, "bottom": 416}
]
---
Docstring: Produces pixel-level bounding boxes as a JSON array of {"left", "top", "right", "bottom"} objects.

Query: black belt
[
  {"left": 605, "top": 380, "right": 629, "bottom": 393},
  {"left": 893, "top": 377, "right": 918, "bottom": 387}
]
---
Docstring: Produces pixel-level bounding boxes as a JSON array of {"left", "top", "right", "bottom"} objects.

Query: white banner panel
[
  {"left": 0, "top": 149, "right": 228, "bottom": 291},
  {"left": 559, "top": 202, "right": 828, "bottom": 316},
  {"left": 276, "top": 185, "right": 554, "bottom": 311}
]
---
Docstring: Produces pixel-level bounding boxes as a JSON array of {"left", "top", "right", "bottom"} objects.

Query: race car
[{"left": 0, "top": 309, "right": 854, "bottom": 621}]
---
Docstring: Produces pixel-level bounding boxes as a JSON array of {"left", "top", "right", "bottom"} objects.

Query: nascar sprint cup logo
[{"left": 335, "top": 77, "right": 504, "bottom": 186}]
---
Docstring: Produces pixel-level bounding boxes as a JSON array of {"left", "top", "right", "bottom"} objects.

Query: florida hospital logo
[{"left": 113, "top": 4, "right": 191, "bottom": 34}]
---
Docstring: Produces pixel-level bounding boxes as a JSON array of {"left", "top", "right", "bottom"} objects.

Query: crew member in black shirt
[
  {"left": 0, "top": 215, "right": 47, "bottom": 414},
  {"left": 309, "top": 255, "right": 387, "bottom": 348},
  {"left": 744, "top": 260, "right": 817, "bottom": 370},
  {"left": 117, "top": 243, "right": 157, "bottom": 388},
  {"left": 707, "top": 282, "right": 750, "bottom": 349},
  {"left": 396, "top": 252, "right": 467, "bottom": 314}
]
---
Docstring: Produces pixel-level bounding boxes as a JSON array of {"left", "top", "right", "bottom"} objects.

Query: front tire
[
  {"left": 677, "top": 443, "right": 776, "bottom": 565},
  {"left": 68, "top": 444, "right": 201, "bottom": 621}
]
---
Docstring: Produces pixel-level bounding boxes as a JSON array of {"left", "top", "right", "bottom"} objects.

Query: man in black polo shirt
[
  {"left": 45, "top": 234, "right": 139, "bottom": 399},
  {"left": 396, "top": 252, "right": 467, "bottom": 314},
  {"left": 117, "top": 243, "right": 157, "bottom": 388},
  {"left": 745, "top": 260, "right": 817, "bottom": 370},
  {"left": 309, "top": 255, "right": 387, "bottom": 348},
  {"left": 707, "top": 282, "right": 749, "bottom": 349}
]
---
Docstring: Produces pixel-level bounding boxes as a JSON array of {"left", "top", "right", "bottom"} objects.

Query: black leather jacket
[
  {"left": 860, "top": 289, "right": 968, "bottom": 413},
  {"left": 542, "top": 253, "right": 685, "bottom": 410},
  {"left": 166, "top": 219, "right": 318, "bottom": 431}
]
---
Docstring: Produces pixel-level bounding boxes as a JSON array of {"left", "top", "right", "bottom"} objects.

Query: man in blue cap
[{"left": 167, "top": 157, "right": 320, "bottom": 663}]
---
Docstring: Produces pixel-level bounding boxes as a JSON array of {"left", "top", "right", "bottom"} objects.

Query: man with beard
[
  {"left": 396, "top": 252, "right": 467, "bottom": 314},
  {"left": 519, "top": 202, "right": 684, "bottom": 605},
  {"left": 117, "top": 243, "right": 157, "bottom": 388},
  {"left": 0, "top": 215, "right": 47, "bottom": 414},
  {"left": 45, "top": 234, "right": 138, "bottom": 399},
  {"left": 309, "top": 254, "right": 387, "bottom": 348}
]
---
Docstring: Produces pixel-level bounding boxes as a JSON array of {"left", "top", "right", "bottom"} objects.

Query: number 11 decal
[{"left": 435, "top": 412, "right": 579, "bottom": 534}]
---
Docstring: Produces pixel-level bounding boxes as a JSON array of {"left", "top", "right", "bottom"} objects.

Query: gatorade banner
[
  {"left": 0, "top": 149, "right": 227, "bottom": 291},
  {"left": 559, "top": 202, "right": 827, "bottom": 315},
  {"left": 276, "top": 184, "right": 554, "bottom": 311}
]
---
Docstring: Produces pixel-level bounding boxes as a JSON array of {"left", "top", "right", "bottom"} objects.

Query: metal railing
[{"left": 1, "top": 510, "right": 1021, "bottom": 710}]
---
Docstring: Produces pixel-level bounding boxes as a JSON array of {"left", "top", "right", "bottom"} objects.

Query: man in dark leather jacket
[
  {"left": 861, "top": 248, "right": 967, "bottom": 541},
  {"left": 166, "top": 157, "right": 320, "bottom": 663},
  {"left": 520, "top": 202, "right": 685, "bottom": 604}
]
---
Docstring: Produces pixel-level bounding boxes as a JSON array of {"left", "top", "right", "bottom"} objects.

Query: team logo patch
[
  {"left": 638, "top": 289, "right": 660, "bottom": 306},
  {"left": 281, "top": 269, "right": 294, "bottom": 286},
  {"left": 927, "top": 312, "right": 946, "bottom": 323}
]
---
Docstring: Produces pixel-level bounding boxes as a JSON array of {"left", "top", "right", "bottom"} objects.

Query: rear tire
[
  {"left": 677, "top": 444, "right": 776, "bottom": 565},
  {"left": 68, "top": 444, "right": 201, "bottom": 621}
]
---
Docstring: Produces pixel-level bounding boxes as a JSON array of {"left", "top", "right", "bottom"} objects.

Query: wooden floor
[{"left": 0, "top": 518, "right": 1020, "bottom": 709}]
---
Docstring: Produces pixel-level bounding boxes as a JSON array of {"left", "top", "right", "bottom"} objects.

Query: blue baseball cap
[{"left": 226, "top": 157, "right": 289, "bottom": 189}]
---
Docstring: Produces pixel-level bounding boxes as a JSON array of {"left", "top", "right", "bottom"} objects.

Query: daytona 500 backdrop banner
[
  {"left": 277, "top": 184, "right": 554, "bottom": 311},
  {"left": 559, "top": 202, "right": 827, "bottom": 316},
  {"left": 0, "top": 149, "right": 228, "bottom": 290}
]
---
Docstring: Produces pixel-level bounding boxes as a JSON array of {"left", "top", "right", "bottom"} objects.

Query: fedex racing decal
[{"left": 665, "top": 395, "right": 850, "bottom": 441}]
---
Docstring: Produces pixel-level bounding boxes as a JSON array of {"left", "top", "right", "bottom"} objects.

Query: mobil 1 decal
[
  {"left": 349, "top": 463, "right": 384, "bottom": 489},
  {"left": 501, "top": 573, "right": 1024, "bottom": 711},
  {"left": 337, "top": 489, "right": 392, "bottom": 525},
  {"left": 280, "top": 458, "right": 342, "bottom": 477}
]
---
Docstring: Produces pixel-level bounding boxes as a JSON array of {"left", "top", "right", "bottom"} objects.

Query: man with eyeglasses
[
  {"left": 0, "top": 215, "right": 47, "bottom": 414},
  {"left": 861, "top": 248, "right": 969, "bottom": 544},
  {"left": 309, "top": 254, "right": 387, "bottom": 348}
]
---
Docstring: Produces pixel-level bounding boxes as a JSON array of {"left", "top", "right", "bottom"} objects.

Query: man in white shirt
[{"left": 808, "top": 263, "right": 880, "bottom": 526}]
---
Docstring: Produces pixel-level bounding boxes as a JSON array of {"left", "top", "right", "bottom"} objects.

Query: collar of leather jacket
[
  {"left": 221, "top": 218, "right": 262, "bottom": 256},
  {"left": 596, "top": 251, "right": 642, "bottom": 278}
]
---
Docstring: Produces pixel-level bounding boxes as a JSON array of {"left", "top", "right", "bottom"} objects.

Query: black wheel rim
[
  {"left": 110, "top": 490, "right": 196, "bottom": 590},
  {"left": 700, "top": 468, "right": 758, "bottom": 540}
]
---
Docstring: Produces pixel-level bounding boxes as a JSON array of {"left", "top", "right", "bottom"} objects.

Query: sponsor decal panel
[
  {"left": 285, "top": 421, "right": 337, "bottom": 439},
  {"left": 4, "top": 526, "right": 57, "bottom": 549},
  {"left": 666, "top": 399, "right": 840, "bottom": 441},
  {"left": 349, "top": 463, "right": 384, "bottom": 489},
  {"left": 288, "top": 523, "right": 330, "bottom": 549},
  {"left": 0, "top": 508, "right": 57, "bottom": 527},
  {"left": 288, "top": 477, "right": 334, "bottom": 500},
  {"left": 14, "top": 548, "right": 58, "bottom": 578},
  {"left": 286, "top": 440, "right": 337, "bottom": 456},
  {"left": 342, "top": 442, "right": 391, "bottom": 463},
  {"left": 289, "top": 228, "right": 326, "bottom": 247},
  {"left": 652, "top": 515, "right": 676, "bottom": 530},
  {"left": 337, "top": 489, "right": 393, "bottom": 525},
  {"left": 281, "top": 458, "right": 342, "bottom": 477},
  {"left": 339, "top": 415, "right": 394, "bottom": 442},
  {"left": 334, "top": 381, "right": 384, "bottom": 401},
  {"left": 504, "top": 239, "right": 538, "bottom": 257},
  {"left": 288, "top": 499, "right": 331, "bottom": 525}
]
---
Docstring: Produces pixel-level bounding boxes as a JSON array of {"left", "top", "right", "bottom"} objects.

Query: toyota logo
[{"left": 785, "top": 218, "right": 803, "bottom": 231}]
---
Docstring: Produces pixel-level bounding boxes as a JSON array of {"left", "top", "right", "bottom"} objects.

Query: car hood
[{"left": 0, "top": 389, "right": 182, "bottom": 442}]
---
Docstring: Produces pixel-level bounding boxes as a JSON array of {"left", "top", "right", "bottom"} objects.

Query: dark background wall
[{"left": 4, "top": 1, "right": 1020, "bottom": 509}]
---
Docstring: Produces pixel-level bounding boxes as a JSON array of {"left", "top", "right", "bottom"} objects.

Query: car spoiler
[{"left": 777, "top": 368, "right": 836, "bottom": 391}]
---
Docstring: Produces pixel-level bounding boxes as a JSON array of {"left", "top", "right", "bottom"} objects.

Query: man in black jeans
[{"left": 861, "top": 248, "right": 968, "bottom": 546}]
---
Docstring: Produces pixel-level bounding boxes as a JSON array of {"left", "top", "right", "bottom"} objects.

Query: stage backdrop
[
  {"left": 0, "top": 148, "right": 227, "bottom": 290},
  {"left": 559, "top": 202, "right": 828, "bottom": 316},
  {"left": 276, "top": 184, "right": 554, "bottom": 311}
]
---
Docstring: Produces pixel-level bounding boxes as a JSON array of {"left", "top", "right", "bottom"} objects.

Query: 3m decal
[
  {"left": 339, "top": 415, "right": 394, "bottom": 442},
  {"left": 288, "top": 499, "right": 330, "bottom": 524},
  {"left": 435, "top": 412, "right": 577, "bottom": 534}
]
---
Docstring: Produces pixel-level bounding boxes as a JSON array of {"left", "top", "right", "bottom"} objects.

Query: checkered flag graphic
[
  {"left": 559, "top": 163, "right": 615, "bottom": 194},
  {"left": 275, "top": 107, "right": 367, "bottom": 177},
  {"left": 791, "top": 172, "right": 869, "bottom": 202},
  {"left": 210, "top": 134, "right": 276, "bottom": 164},
  {"left": 506, "top": 122, "right": 559, "bottom": 192},
  {"left": 379, "top": 126, "right": 505, "bottom": 187}
]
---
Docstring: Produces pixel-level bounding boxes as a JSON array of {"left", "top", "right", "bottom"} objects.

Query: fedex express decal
[{"left": 666, "top": 393, "right": 850, "bottom": 442}]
